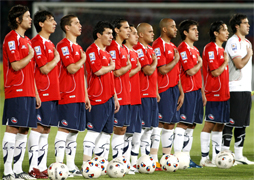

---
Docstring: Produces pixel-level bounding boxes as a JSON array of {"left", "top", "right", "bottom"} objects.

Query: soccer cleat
[
  {"left": 128, "top": 166, "right": 138, "bottom": 174},
  {"left": 189, "top": 159, "right": 202, "bottom": 168},
  {"left": 15, "top": 172, "right": 36, "bottom": 180},
  {"left": 29, "top": 168, "right": 48, "bottom": 179},
  {"left": 200, "top": 158, "right": 216, "bottom": 167},
  {"left": 68, "top": 165, "right": 82, "bottom": 177},
  {"left": 235, "top": 156, "right": 254, "bottom": 165},
  {"left": 2, "top": 174, "right": 21, "bottom": 180},
  {"left": 155, "top": 162, "right": 162, "bottom": 171},
  {"left": 40, "top": 169, "right": 48, "bottom": 176}
]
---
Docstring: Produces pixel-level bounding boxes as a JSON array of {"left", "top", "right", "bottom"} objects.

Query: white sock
[
  {"left": 182, "top": 128, "right": 193, "bottom": 159},
  {"left": 123, "top": 134, "right": 133, "bottom": 163},
  {"left": 211, "top": 131, "right": 222, "bottom": 162},
  {"left": 13, "top": 133, "right": 27, "bottom": 174},
  {"left": 173, "top": 127, "right": 185, "bottom": 153},
  {"left": 131, "top": 132, "right": 141, "bottom": 166},
  {"left": 55, "top": 131, "right": 68, "bottom": 163},
  {"left": 38, "top": 134, "right": 49, "bottom": 171},
  {"left": 111, "top": 134, "right": 125, "bottom": 159},
  {"left": 234, "top": 146, "right": 243, "bottom": 160},
  {"left": 83, "top": 131, "right": 100, "bottom": 161},
  {"left": 161, "top": 129, "right": 174, "bottom": 154},
  {"left": 66, "top": 132, "right": 78, "bottom": 171},
  {"left": 28, "top": 131, "right": 41, "bottom": 172},
  {"left": 94, "top": 132, "right": 111, "bottom": 160},
  {"left": 200, "top": 132, "right": 210, "bottom": 161},
  {"left": 140, "top": 128, "right": 153, "bottom": 156},
  {"left": 2, "top": 132, "right": 16, "bottom": 175},
  {"left": 150, "top": 127, "right": 161, "bottom": 162}
]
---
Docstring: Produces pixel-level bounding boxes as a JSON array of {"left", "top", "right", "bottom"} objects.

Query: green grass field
[{"left": 0, "top": 96, "right": 254, "bottom": 180}]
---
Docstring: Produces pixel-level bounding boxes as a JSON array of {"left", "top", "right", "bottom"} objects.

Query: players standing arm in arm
[
  {"left": 66, "top": 49, "right": 86, "bottom": 74},
  {"left": 158, "top": 49, "right": 180, "bottom": 75},
  {"left": 40, "top": 48, "right": 60, "bottom": 74},
  {"left": 95, "top": 58, "right": 115, "bottom": 76},
  {"left": 232, "top": 45, "right": 253, "bottom": 69},
  {"left": 113, "top": 56, "right": 132, "bottom": 77},
  {"left": 186, "top": 54, "right": 202, "bottom": 76},
  {"left": 211, "top": 52, "right": 229, "bottom": 77},
  {"left": 142, "top": 53, "right": 157, "bottom": 75}
]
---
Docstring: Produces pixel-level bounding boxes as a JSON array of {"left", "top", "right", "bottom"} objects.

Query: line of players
[{"left": 2, "top": 4, "right": 253, "bottom": 180}]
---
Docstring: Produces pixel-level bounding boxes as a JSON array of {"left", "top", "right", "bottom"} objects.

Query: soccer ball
[
  {"left": 215, "top": 151, "right": 235, "bottom": 169},
  {"left": 161, "top": 154, "right": 179, "bottom": 172},
  {"left": 92, "top": 156, "right": 108, "bottom": 175},
  {"left": 174, "top": 152, "right": 190, "bottom": 169},
  {"left": 137, "top": 155, "right": 156, "bottom": 174},
  {"left": 114, "top": 156, "right": 131, "bottom": 174},
  {"left": 160, "top": 154, "right": 171, "bottom": 167},
  {"left": 106, "top": 159, "right": 126, "bottom": 178},
  {"left": 48, "top": 162, "right": 69, "bottom": 180},
  {"left": 81, "top": 160, "right": 102, "bottom": 178}
]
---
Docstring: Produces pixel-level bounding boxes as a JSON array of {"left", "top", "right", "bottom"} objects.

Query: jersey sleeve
[
  {"left": 153, "top": 43, "right": 166, "bottom": 67},
  {"left": 86, "top": 48, "right": 102, "bottom": 73},
  {"left": 57, "top": 42, "right": 75, "bottom": 68},
  {"left": 226, "top": 39, "right": 241, "bottom": 59},
  {"left": 178, "top": 48, "right": 195, "bottom": 72},
  {"left": 4, "top": 36, "right": 21, "bottom": 63},
  {"left": 136, "top": 48, "right": 149, "bottom": 68},
  {"left": 108, "top": 46, "right": 121, "bottom": 70},
  {"left": 32, "top": 41, "right": 48, "bottom": 68}
]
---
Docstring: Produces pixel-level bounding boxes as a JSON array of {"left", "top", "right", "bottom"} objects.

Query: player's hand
[
  {"left": 177, "top": 92, "right": 184, "bottom": 111},
  {"left": 85, "top": 98, "right": 91, "bottom": 112},
  {"left": 35, "top": 94, "right": 41, "bottom": 109},
  {"left": 156, "top": 93, "right": 161, "bottom": 102},
  {"left": 174, "top": 49, "right": 180, "bottom": 63},
  {"left": 137, "top": 58, "right": 141, "bottom": 71},
  {"left": 247, "top": 45, "right": 253, "bottom": 56},
  {"left": 224, "top": 52, "right": 229, "bottom": 64},
  {"left": 127, "top": 57, "right": 132, "bottom": 70},
  {"left": 54, "top": 48, "right": 60, "bottom": 63},
  {"left": 152, "top": 53, "right": 157, "bottom": 62},
  {"left": 28, "top": 44, "right": 34, "bottom": 58},
  {"left": 114, "top": 98, "right": 120, "bottom": 114},
  {"left": 202, "top": 92, "right": 207, "bottom": 106},
  {"left": 80, "top": 49, "right": 86, "bottom": 63},
  {"left": 109, "top": 58, "right": 115, "bottom": 70}
]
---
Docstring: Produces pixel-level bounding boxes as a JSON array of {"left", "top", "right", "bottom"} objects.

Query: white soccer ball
[
  {"left": 48, "top": 162, "right": 69, "bottom": 180},
  {"left": 215, "top": 151, "right": 235, "bottom": 169},
  {"left": 137, "top": 155, "right": 156, "bottom": 174},
  {"left": 174, "top": 152, "right": 190, "bottom": 169},
  {"left": 81, "top": 160, "right": 102, "bottom": 178},
  {"left": 92, "top": 156, "right": 108, "bottom": 175},
  {"left": 161, "top": 154, "right": 179, "bottom": 172},
  {"left": 106, "top": 159, "right": 126, "bottom": 178},
  {"left": 160, "top": 154, "right": 171, "bottom": 167},
  {"left": 114, "top": 156, "right": 131, "bottom": 174}
]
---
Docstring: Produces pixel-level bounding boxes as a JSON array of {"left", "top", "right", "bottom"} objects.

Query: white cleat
[
  {"left": 68, "top": 165, "right": 82, "bottom": 177},
  {"left": 235, "top": 156, "right": 254, "bottom": 165},
  {"left": 200, "top": 158, "right": 216, "bottom": 167},
  {"left": 15, "top": 172, "right": 36, "bottom": 180}
]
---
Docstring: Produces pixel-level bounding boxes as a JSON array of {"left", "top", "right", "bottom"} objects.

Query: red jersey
[
  {"left": 32, "top": 34, "right": 60, "bottom": 102},
  {"left": 2, "top": 30, "right": 35, "bottom": 99},
  {"left": 123, "top": 45, "right": 141, "bottom": 105},
  {"left": 57, "top": 38, "right": 85, "bottom": 104},
  {"left": 86, "top": 43, "right": 115, "bottom": 105},
  {"left": 152, "top": 37, "right": 180, "bottom": 93},
  {"left": 178, "top": 42, "right": 202, "bottom": 93},
  {"left": 133, "top": 42, "right": 157, "bottom": 98},
  {"left": 106, "top": 40, "right": 130, "bottom": 105},
  {"left": 203, "top": 42, "right": 229, "bottom": 101}
]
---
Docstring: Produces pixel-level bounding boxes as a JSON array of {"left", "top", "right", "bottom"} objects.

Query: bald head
[
  {"left": 137, "top": 23, "right": 152, "bottom": 34},
  {"left": 136, "top": 22, "right": 154, "bottom": 45},
  {"left": 159, "top": 18, "right": 174, "bottom": 31}
]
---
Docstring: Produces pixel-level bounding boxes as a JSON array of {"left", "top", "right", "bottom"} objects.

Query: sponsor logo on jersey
[
  {"left": 61, "top": 46, "right": 69, "bottom": 56},
  {"left": 231, "top": 43, "right": 237, "bottom": 51},
  {"left": 48, "top": 49, "right": 53, "bottom": 53},
  {"left": 168, "top": 50, "right": 172, "bottom": 54},
  {"left": 220, "top": 55, "right": 223, "bottom": 59},
  {"left": 154, "top": 48, "right": 161, "bottom": 57},
  {"left": 89, "top": 52, "right": 96, "bottom": 61},
  {"left": 34, "top": 46, "right": 42, "bottom": 55},
  {"left": 131, "top": 58, "right": 135, "bottom": 61},
  {"left": 75, "top": 51, "right": 79, "bottom": 55},
  {"left": 114, "top": 118, "right": 118, "bottom": 124},
  {"left": 8, "top": 41, "right": 15, "bottom": 50},
  {"left": 11, "top": 117, "right": 17, "bottom": 124},
  {"left": 208, "top": 114, "right": 214, "bottom": 120},
  {"left": 122, "top": 55, "right": 126, "bottom": 59},
  {"left": 37, "top": 115, "right": 42, "bottom": 121},
  {"left": 137, "top": 49, "right": 144, "bottom": 58},
  {"left": 109, "top": 51, "right": 116, "bottom": 59},
  {"left": 16, "top": 89, "right": 23, "bottom": 92},
  {"left": 158, "top": 113, "right": 163, "bottom": 119},
  {"left": 61, "top": 120, "right": 68, "bottom": 126},
  {"left": 208, "top": 51, "right": 214, "bottom": 60},
  {"left": 87, "top": 122, "right": 93, "bottom": 129},
  {"left": 180, "top": 114, "right": 186, "bottom": 120},
  {"left": 21, "top": 45, "right": 26, "bottom": 49},
  {"left": 102, "top": 56, "right": 107, "bottom": 60},
  {"left": 229, "top": 118, "right": 234, "bottom": 124},
  {"left": 180, "top": 51, "right": 187, "bottom": 60}
]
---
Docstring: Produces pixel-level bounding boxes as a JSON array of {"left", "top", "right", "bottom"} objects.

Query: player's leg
[
  {"left": 161, "top": 124, "right": 175, "bottom": 155},
  {"left": 150, "top": 125, "right": 162, "bottom": 167}
]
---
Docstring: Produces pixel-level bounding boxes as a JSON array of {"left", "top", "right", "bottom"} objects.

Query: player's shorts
[
  {"left": 126, "top": 104, "right": 142, "bottom": 134},
  {"left": 114, "top": 104, "right": 131, "bottom": 127},
  {"left": 36, "top": 101, "right": 58, "bottom": 127},
  {"left": 86, "top": 97, "right": 115, "bottom": 134},
  {"left": 179, "top": 89, "right": 203, "bottom": 124},
  {"left": 158, "top": 85, "right": 180, "bottom": 124},
  {"left": 58, "top": 102, "right": 86, "bottom": 131},
  {"left": 226, "top": 91, "right": 251, "bottom": 127},
  {"left": 141, "top": 97, "right": 159, "bottom": 128},
  {"left": 205, "top": 100, "right": 230, "bottom": 124},
  {"left": 2, "top": 97, "right": 37, "bottom": 128}
]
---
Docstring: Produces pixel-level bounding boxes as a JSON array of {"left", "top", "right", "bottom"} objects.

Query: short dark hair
[
  {"left": 33, "top": 10, "right": 54, "bottom": 33},
  {"left": 229, "top": 13, "right": 247, "bottom": 34},
  {"left": 60, "top": 14, "right": 77, "bottom": 33},
  {"left": 111, "top": 18, "right": 128, "bottom": 39},
  {"left": 8, "top": 5, "right": 29, "bottom": 30},
  {"left": 93, "top": 21, "right": 113, "bottom": 40},
  {"left": 209, "top": 21, "right": 225, "bottom": 42},
  {"left": 179, "top": 19, "right": 198, "bottom": 40},
  {"left": 123, "top": 24, "right": 134, "bottom": 44}
]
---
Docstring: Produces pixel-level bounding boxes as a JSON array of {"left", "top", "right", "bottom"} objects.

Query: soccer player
[
  {"left": 2, "top": 5, "right": 40, "bottom": 180},
  {"left": 133, "top": 23, "right": 159, "bottom": 158},
  {"left": 106, "top": 18, "right": 132, "bottom": 159},
  {"left": 54, "top": 14, "right": 91, "bottom": 176},
  {"left": 174, "top": 20, "right": 206, "bottom": 168},
  {"left": 152, "top": 18, "right": 184, "bottom": 169},
  {"left": 122, "top": 25, "right": 142, "bottom": 173},
  {"left": 222, "top": 14, "right": 254, "bottom": 165},
  {"left": 27, "top": 10, "right": 60, "bottom": 179},
  {"left": 200, "top": 21, "right": 230, "bottom": 167},
  {"left": 83, "top": 21, "right": 120, "bottom": 162}
]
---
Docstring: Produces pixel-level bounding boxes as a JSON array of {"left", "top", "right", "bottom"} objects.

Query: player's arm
[
  {"left": 129, "top": 58, "right": 141, "bottom": 77},
  {"left": 113, "top": 57, "right": 132, "bottom": 77},
  {"left": 84, "top": 75, "right": 91, "bottom": 112},
  {"left": 177, "top": 80, "right": 184, "bottom": 111},
  {"left": 186, "top": 54, "right": 202, "bottom": 76},
  {"left": 40, "top": 48, "right": 60, "bottom": 75},
  {"left": 34, "top": 79, "right": 41, "bottom": 109},
  {"left": 201, "top": 86, "right": 207, "bottom": 106},
  {"left": 94, "top": 58, "right": 115, "bottom": 76},
  {"left": 158, "top": 49, "right": 180, "bottom": 75},
  {"left": 142, "top": 53, "right": 157, "bottom": 75},
  {"left": 11, "top": 43, "right": 34, "bottom": 71},
  {"left": 113, "top": 91, "right": 120, "bottom": 114},
  {"left": 211, "top": 52, "right": 229, "bottom": 77},
  {"left": 232, "top": 45, "right": 253, "bottom": 69},
  {"left": 67, "top": 49, "right": 86, "bottom": 74}
]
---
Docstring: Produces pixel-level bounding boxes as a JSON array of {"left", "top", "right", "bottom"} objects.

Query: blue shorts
[
  {"left": 36, "top": 101, "right": 58, "bottom": 127},
  {"left": 205, "top": 100, "right": 230, "bottom": 124},
  {"left": 86, "top": 97, "right": 115, "bottom": 134},
  {"left": 126, "top": 104, "right": 142, "bottom": 134},
  {"left": 58, "top": 103, "right": 86, "bottom": 131},
  {"left": 158, "top": 85, "right": 180, "bottom": 124},
  {"left": 141, "top": 97, "right": 159, "bottom": 128},
  {"left": 179, "top": 90, "right": 203, "bottom": 124},
  {"left": 2, "top": 97, "right": 37, "bottom": 128},
  {"left": 114, "top": 104, "right": 131, "bottom": 127}
]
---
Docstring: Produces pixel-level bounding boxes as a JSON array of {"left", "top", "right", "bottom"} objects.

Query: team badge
[
  {"left": 89, "top": 52, "right": 96, "bottom": 61},
  {"left": 229, "top": 118, "right": 235, "bottom": 124},
  {"left": 208, "top": 51, "right": 214, "bottom": 60},
  {"left": 11, "top": 117, "right": 17, "bottom": 124},
  {"left": 231, "top": 43, "right": 237, "bottom": 51},
  {"left": 154, "top": 48, "right": 161, "bottom": 57},
  {"left": 109, "top": 51, "right": 116, "bottom": 59},
  {"left": 180, "top": 114, "right": 186, "bottom": 120},
  {"left": 61, "top": 120, "right": 68, "bottom": 126},
  {"left": 37, "top": 115, "right": 42, "bottom": 121},
  {"left": 137, "top": 49, "right": 144, "bottom": 58},
  {"left": 8, "top": 41, "right": 15, "bottom": 50},
  {"left": 180, "top": 51, "right": 187, "bottom": 60},
  {"left": 208, "top": 114, "right": 214, "bottom": 120},
  {"left": 114, "top": 118, "right": 118, "bottom": 124},
  {"left": 61, "top": 46, "right": 69, "bottom": 56},
  {"left": 158, "top": 113, "right": 163, "bottom": 119},
  {"left": 87, "top": 122, "right": 93, "bottom": 129},
  {"left": 142, "top": 121, "right": 145, "bottom": 125},
  {"left": 34, "top": 46, "right": 42, "bottom": 55}
]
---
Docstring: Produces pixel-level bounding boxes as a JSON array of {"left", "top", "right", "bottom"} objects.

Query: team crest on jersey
[
  {"left": 61, "top": 120, "right": 68, "bottom": 126},
  {"left": 37, "top": 115, "right": 42, "bottom": 121},
  {"left": 109, "top": 51, "right": 116, "bottom": 59},
  {"left": 158, "top": 113, "right": 163, "bottom": 119},
  {"left": 231, "top": 43, "right": 237, "bottom": 51},
  {"left": 61, "top": 46, "right": 69, "bottom": 56},
  {"left": 8, "top": 41, "right": 15, "bottom": 50},
  {"left": 208, "top": 51, "right": 214, "bottom": 60},
  {"left": 87, "top": 122, "right": 93, "bottom": 129},
  {"left": 137, "top": 49, "right": 144, "bottom": 58},
  {"left": 229, "top": 118, "right": 235, "bottom": 124},
  {"left": 142, "top": 121, "right": 145, "bottom": 125},
  {"left": 180, "top": 51, "right": 187, "bottom": 60},
  {"left": 114, "top": 118, "right": 118, "bottom": 124},
  {"left": 208, "top": 114, "right": 214, "bottom": 120},
  {"left": 34, "top": 46, "right": 42, "bottom": 55},
  {"left": 11, "top": 117, "right": 17, "bottom": 124},
  {"left": 154, "top": 48, "right": 161, "bottom": 57},
  {"left": 89, "top": 52, "right": 96, "bottom": 61},
  {"left": 180, "top": 114, "right": 186, "bottom": 120}
]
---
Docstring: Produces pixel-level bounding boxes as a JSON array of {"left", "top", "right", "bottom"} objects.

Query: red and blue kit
[
  {"left": 178, "top": 42, "right": 202, "bottom": 93},
  {"left": 133, "top": 42, "right": 157, "bottom": 98},
  {"left": 106, "top": 40, "right": 130, "bottom": 105},
  {"left": 2, "top": 30, "right": 35, "bottom": 99},
  {"left": 57, "top": 38, "right": 85, "bottom": 104},
  {"left": 86, "top": 43, "right": 115, "bottom": 105},
  {"left": 32, "top": 34, "right": 60, "bottom": 102},
  {"left": 153, "top": 37, "right": 180, "bottom": 93},
  {"left": 203, "top": 42, "right": 229, "bottom": 101}
]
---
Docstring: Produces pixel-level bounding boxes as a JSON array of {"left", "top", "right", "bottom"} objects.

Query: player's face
[
  {"left": 101, "top": 28, "right": 113, "bottom": 47},
  {"left": 43, "top": 16, "right": 57, "bottom": 34},
  {"left": 127, "top": 27, "right": 138, "bottom": 46},
  {"left": 143, "top": 25, "right": 154, "bottom": 44},
  {"left": 238, "top": 18, "right": 250, "bottom": 36},
  {"left": 69, "top": 17, "right": 82, "bottom": 36},
  {"left": 19, "top": 11, "right": 32, "bottom": 30},
  {"left": 217, "top": 24, "right": 229, "bottom": 43},
  {"left": 118, "top": 21, "right": 130, "bottom": 40},
  {"left": 166, "top": 20, "right": 177, "bottom": 39},
  {"left": 186, "top": 25, "right": 198, "bottom": 42}
]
